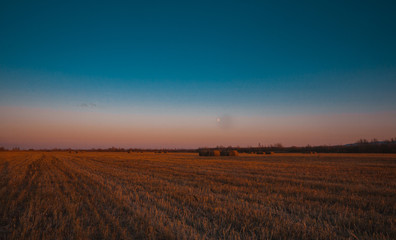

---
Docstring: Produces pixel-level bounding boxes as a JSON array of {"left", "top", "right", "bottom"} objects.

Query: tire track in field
[
  {"left": 0, "top": 153, "right": 37, "bottom": 239},
  {"left": 1, "top": 153, "right": 47, "bottom": 239},
  {"left": 0, "top": 161, "right": 10, "bottom": 190},
  {"left": 0, "top": 161, "right": 10, "bottom": 239}
]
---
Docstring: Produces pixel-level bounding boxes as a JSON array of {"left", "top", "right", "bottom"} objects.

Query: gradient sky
[{"left": 1, "top": 0, "right": 396, "bottom": 149}]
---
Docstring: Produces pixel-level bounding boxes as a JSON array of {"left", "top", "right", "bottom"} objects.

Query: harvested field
[{"left": 0, "top": 152, "right": 395, "bottom": 239}]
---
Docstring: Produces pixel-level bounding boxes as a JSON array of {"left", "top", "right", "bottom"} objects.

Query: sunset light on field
[{"left": 1, "top": 2, "right": 396, "bottom": 239}]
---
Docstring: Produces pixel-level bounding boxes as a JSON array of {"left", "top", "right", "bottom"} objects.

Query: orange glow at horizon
[{"left": 1, "top": 106, "right": 396, "bottom": 149}]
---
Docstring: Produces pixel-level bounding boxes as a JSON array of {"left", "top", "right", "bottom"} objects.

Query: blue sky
[{"left": 1, "top": 0, "right": 396, "bottom": 148}]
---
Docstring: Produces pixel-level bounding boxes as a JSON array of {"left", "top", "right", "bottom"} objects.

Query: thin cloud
[
  {"left": 79, "top": 103, "right": 97, "bottom": 108},
  {"left": 216, "top": 114, "right": 233, "bottom": 130}
]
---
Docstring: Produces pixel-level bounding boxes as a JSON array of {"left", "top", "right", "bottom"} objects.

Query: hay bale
[
  {"left": 229, "top": 150, "right": 239, "bottom": 156},
  {"left": 199, "top": 150, "right": 220, "bottom": 156},
  {"left": 213, "top": 150, "right": 221, "bottom": 156}
]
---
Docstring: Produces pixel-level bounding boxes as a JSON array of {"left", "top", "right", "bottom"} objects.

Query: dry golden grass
[{"left": 1, "top": 152, "right": 395, "bottom": 239}]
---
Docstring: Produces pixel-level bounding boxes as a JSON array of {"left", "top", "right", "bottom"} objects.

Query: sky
[{"left": 1, "top": 0, "right": 396, "bottom": 149}]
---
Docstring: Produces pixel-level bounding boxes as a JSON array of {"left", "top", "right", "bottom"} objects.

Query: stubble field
[{"left": 0, "top": 151, "right": 395, "bottom": 239}]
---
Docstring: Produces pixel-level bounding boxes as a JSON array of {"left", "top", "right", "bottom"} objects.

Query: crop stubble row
[{"left": 0, "top": 152, "right": 395, "bottom": 239}]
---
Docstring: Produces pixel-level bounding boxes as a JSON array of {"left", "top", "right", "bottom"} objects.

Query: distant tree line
[
  {"left": 235, "top": 138, "right": 396, "bottom": 154},
  {"left": 199, "top": 138, "right": 396, "bottom": 154},
  {"left": 1, "top": 138, "right": 396, "bottom": 153}
]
